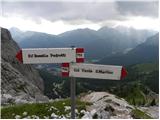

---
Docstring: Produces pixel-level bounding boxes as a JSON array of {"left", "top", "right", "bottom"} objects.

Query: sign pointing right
[
  {"left": 121, "top": 67, "right": 128, "bottom": 79},
  {"left": 62, "top": 63, "right": 127, "bottom": 80}
]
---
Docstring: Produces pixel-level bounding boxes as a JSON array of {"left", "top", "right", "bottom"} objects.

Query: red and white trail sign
[
  {"left": 61, "top": 63, "right": 127, "bottom": 80},
  {"left": 16, "top": 48, "right": 84, "bottom": 64},
  {"left": 15, "top": 46, "right": 127, "bottom": 119}
]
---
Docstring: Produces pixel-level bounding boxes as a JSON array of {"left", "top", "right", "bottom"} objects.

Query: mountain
[
  {"left": 10, "top": 27, "right": 155, "bottom": 60},
  {"left": 1, "top": 28, "right": 49, "bottom": 105},
  {"left": 9, "top": 27, "right": 35, "bottom": 43},
  {"left": 20, "top": 32, "right": 65, "bottom": 48},
  {"left": 99, "top": 33, "right": 159, "bottom": 66}
]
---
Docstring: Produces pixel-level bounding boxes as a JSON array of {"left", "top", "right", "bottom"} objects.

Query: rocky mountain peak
[{"left": 1, "top": 27, "right": 49, "bottom": 105}]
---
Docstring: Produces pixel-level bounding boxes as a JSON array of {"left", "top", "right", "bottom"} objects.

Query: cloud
[
  {"left": 116, "top": 1, "right": 159, "bottom": 18},
  {"left": 1, "top": 0, "right": 159, "bottom": 34},
  {"left": 1, "top": 1, "right": 159, "bottom": 23}
]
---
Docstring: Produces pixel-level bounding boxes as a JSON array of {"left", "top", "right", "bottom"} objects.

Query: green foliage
[
  {"left": 116, "top": 62, "right": 159, "bottom": 106},
  {"left": 126, "top": 62, "right": 159, "bottom": 93},
  {"left": 132, "top": 63, "right": 158, "bottom": 72},
  {"left": 1, "top": 99, "right": 90, "bottom": 119},
  {"left": 110, "top": 81, "right": 158, "bottom": 106},
  {"left": 125, "top": 83, "right": 146, "bottom": 106},
  {"left": 131, "top": 108, "right": 152, "bottom": 119}
]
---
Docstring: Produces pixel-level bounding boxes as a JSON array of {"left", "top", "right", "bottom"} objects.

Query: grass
[
  {"left": 126, "top": 89, "right": 146, "bottom": 106},
  {"left": 131, "top": 108, "right": 152, "bottom": 119},
  {"left": 1, "top": 98, "right": 91, "bottom": 119}
]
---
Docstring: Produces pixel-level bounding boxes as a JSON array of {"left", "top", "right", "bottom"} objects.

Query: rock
[
  {"left": 82, "top": 111, "right": 92, "bottom": 119},
  {"left": 48, "top": 106, "right": 58, "bottom": 111},
  {"left": 51, "top": 113, "right": 58, "bottom": 118},
  {"left": 64, "top": 106, "right": 71, "bottom": 111},
  {"left": 31, "top": 115, "right": 39, "bottom": 119},
  {"left": 22, "top": 112, "right": 28, "bottom": 116},
  {"left": 96, "top": 109, "right": 110, "bottom": 119},
  {"left": 75, "top": 109, "right": 78, "bottom": 113},
  {"left": 44, "top": 116, "right": 49, "bottom": 119},
  {"left": 1, "top": 27, "right": 49, "bottom": 105},
  {"left": 15, "top": 115, "right": 21, "bottom": 119},
  {"left": 138, "top": 106, "right": 159, "bottom": 119},
  {"left": 81, "top": 92, "right": 134, "bottom": 119},
  {"left": 80, "top": 110, "right": 86, "bottom": 114}
]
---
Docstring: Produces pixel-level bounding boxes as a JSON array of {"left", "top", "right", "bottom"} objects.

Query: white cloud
[
  {"left": 2, "top": 1, "right": 158, "bottom": 23},
  {"left": 0, "top": 15, "right": 159, "bottom": 35},
  {"left": 1, "top": 16, "right": 159, "bottom": 35},
  {"left": 114, "top": 16, "right": 160, "bottom": 31},
  {"left": 0, "top": 16, "right": 101, "bottom": 35}
]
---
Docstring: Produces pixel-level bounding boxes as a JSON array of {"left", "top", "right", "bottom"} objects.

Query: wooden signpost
[{"left": 16, "top": 47, "right": 127, "bottom": 119}]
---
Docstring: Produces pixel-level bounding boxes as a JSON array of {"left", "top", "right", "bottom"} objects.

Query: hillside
[
  {"left": 99, "top": 33, "right": 159, "bottom": 66},
  {"left": 1, "top": 28, "right": 49, "bottom": 105},
  {"left": 38, "top": 61, "right": 158, "bottom": 109},
  {"left": 125, "top": 62, "right": 159, "bottom": 93}
]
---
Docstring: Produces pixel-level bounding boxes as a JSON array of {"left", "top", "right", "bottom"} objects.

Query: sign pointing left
[
  {"left": 16, "top": 50, "right": 23, "bottom": 62},
  {"left": 16, "top": 48, "right": 84, "bottom": 64}
]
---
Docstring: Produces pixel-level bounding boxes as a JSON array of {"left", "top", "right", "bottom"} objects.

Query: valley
[{"left": 1, "top": 27, "right": 159, "bottom": 119}]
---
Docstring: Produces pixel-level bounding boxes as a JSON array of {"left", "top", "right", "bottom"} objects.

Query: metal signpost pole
[
  {"left": 71, "top": 77, "right": 76, "bottom": 119},
  {"left": 70, "top": 46, "right": 76, "bottom": 119}
]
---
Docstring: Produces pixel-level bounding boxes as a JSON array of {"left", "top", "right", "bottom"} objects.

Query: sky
[{"left": 0, "top": 0, "right": 159, "bottom": 35}]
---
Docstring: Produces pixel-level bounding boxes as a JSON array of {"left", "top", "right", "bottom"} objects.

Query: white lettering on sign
[
  {"left": 68, "top": 63, "right": 125, "bottom": 80},
  {"left": 22, "top": 48, "right": 76, "bottom": 64}
]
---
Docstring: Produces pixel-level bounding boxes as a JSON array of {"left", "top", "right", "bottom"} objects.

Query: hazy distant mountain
[
  {"left": 10, "top": 27, "right": 156, "bottom": 60},
  {"left": 99, "top": 33, "right": 159, "bottom": 66},
  {"left": 10, "top": 27, "right": 23, "bottom": 40},
  {"left": 10, "top": 27, "right": 35, "bottom": 43}
]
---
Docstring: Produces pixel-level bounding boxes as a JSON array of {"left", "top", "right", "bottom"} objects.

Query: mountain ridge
[
  {"left": 99, "top": 33, "right": 159, "bottom": 66},
  {"left": 10, "top": 26, "right": 156, "bottom": 60}
]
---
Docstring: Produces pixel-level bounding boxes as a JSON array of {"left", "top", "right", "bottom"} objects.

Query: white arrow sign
[
  {"left": 16, "top": 48, "right": 84, "bottom": 64},
  {"left": 62, "top": 63, "right": 127, "bottom": 80}
]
